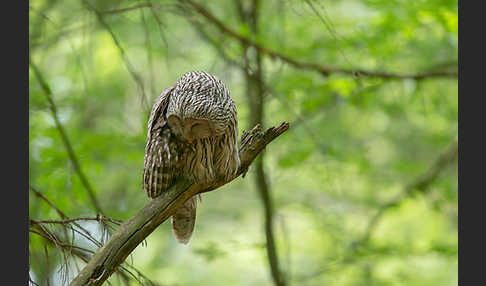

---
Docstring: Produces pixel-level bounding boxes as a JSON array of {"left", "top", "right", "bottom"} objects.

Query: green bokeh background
[{"left": 29, "top": 0, "right": 458, "bottom": 285}]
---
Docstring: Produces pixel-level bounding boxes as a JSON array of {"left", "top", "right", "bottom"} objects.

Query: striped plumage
[{"left": 143, "top": 71, "right": 239, "bottom": 244}]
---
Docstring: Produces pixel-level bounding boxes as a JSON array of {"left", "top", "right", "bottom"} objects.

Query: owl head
[{"left": 166, "top": 71, "right": 235, "bottom": 144}]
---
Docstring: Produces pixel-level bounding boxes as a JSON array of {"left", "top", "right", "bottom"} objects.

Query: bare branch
[
  {"left": 180, "top": 0, "right": 457, "bottom": 80},
  {"left": 140, "top": 2, "right": 157, "bottom": 98},
  {"left": 29, "top": 193, "right": 154, "bottom": 285},
  {"left": 29, "top": 227, "right": 95, "bottom": 257},
  {"left": 29, "top": 60, "right": 104, "bottom": 215},
  {"left": 355, "top": 137, "right": 458, "bottom": 248},
  {"left": 29, "top": 276, "right": 41, "bottom": 286},
  {"left": 81, "top": 0, "right": 148, "bottom": 109},
  {"left": 99, "top": 3, "right": 159, "bottom": 15},
  {"left": 93, "top": 1, "right": 457, "bottom": 80},
  {"left": 186, "top": 16, "right": 242, "bottom": 68},
  {"left": 29, "top": 186, "right": 104, "bottom": 248},
  {"left": 235, "top": 1, "right": 287, "bottom": 285},
  {"left": 69, "top": 122, "right": 289, "bottom": 286},
  {"left": 30, "top": 215, "right": 122, "bottom": 227},
  {"left": 30, "top": 186, "right": 69, "bottom": 219},
  {"left": 298, "top": 137, "right": 458, "bottom": 282}
]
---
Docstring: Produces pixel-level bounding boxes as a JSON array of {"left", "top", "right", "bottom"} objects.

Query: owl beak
[{"left": 185, "top": 137, "right": 196, "bottom": 152}]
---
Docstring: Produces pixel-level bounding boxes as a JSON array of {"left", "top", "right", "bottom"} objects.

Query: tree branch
[
  {"left": 91, "top": 1, "right": 457, "bottom": 80},
  {"left": 181, "top": 0, "right": 457, "bottom": 80},
  {"left": 69, "top": 122, "right": 289, "bottom": 286},
  {"left": 29, "top": 186, "right": 106, "bottom": 249},
  {"left": 30, "top": 216, "right": 122, "bottom": 227},
  {"left": 29, "top": 227, "right": 95, "bottom": 257},
  {"left": 235, "top": 0, "right": 287, "bottom": 285},
  {"left": 94, "top": 1, "right": 457, "bottom": 80},
  {"left": 298, "top": 137, "right": 458, "bottom": 282},
  {"left": 29, "top": 60, "right": 104, "bottom": 215},
  {"left": 29, "top": 188, "right": 156, "bottom": 285},
  {"left": 355, "top": 137, "right": 458, "bottom": 248},
  {"left": 81, "top": 0, "right": 148, "bottom": 109},
  {"left": 29, "top": 226, "right": 136, "bottom": 285},
  {"left": 98, "top": 3, "right": 159, "bottom": 15}
]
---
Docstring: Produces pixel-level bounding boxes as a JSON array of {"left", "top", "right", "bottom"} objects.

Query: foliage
[{"left": 29, "top": 0, "right": 457, "bottom": 285}]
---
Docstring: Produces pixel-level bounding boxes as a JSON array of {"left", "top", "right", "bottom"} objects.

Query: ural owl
[{"left": 143, "top": 71, "right": 239, "bottom": 244}]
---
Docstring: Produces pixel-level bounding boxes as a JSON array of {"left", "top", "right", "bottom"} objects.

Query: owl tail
[{"left": 171, "top": 196, "right": 198, "bottom": 244}]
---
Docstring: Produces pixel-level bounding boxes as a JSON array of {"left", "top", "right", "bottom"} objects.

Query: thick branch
[
  {"left": 29, "top": 226, "right": 135, "bottom": 285},
  {"left": 69, "top": 122, "right": 289, "bottom": 286}
]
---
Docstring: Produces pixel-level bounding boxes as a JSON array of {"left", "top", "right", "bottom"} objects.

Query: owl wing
[
  {"left": 143, "top": 86, "right": 183, "bottom": 198},
  {"left": 145, "top": 86, "right": 173, "bottom": 137}
]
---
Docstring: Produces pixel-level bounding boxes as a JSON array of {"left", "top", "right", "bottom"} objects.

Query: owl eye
[
  {"left": 167, "top": 114, "right": 184, "bottom": 138},
  {"left": 190, "top": 121, "right": 212, "bottom": 138}
]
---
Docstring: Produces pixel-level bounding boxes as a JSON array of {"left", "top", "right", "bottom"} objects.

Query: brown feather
[{"left": 143, "top": 72, "right": 240, "bottom": 244}]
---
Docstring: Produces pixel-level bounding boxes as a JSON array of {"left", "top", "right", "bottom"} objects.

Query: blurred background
[{"left": 29, "top": 0, "right": 458, "bottom": 285}]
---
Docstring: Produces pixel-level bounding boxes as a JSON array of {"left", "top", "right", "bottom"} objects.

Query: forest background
[{"left": 29, "top": 0, "right": 458, "bottom": 285}]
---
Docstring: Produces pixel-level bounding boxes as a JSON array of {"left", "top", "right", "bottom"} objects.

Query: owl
[{"left": 143, "top": 71, "right": 240, "bottom": 244}]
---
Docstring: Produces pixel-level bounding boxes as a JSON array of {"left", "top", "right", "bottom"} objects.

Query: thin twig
[
  {"left": 183, "top": 9, "right": 341, "bottom": 164},
  {"left": 29, "top": 276, "right": 41, "bottom": 286},
  {"left": 99, "top": 3, "right": 159, "bottom": 15},
  {"left": 29, "top": 228, "right": 95, "bottom": 255},
  {"left": 139, "top": 1, "right": 156, "bottom": 98},
  {"left": 300, "top": 137, "right": 458, "bottom": 281},
  {"left": 29, "top": 61, "right": 104, "bottom": 215},
  {"left": 185, "top": 16, "right": 242, "bottom": 68},
  {"left": 30, "top": 216, "right": 123, "bottom": 226},
  {"left": 29, "top": 191, "right": 154, "bottom": 285},
  {"left": 354, "top": 137, "right": 458, "bottom": 248},
  {"left": 235, "top": 1, "right": 286, "bottom": 285},
  {"left": 30, "top": 221, "right": 145, "bottom": 284},
  {"left": 29, "top": 186, "right": 103, "bottom": 247},
  {"left": 303, "top": 0, "right": 354, "bottom": 68},
  {"left": 148, "top": 1, "right": 171, "bottom": 63},
  {"left": 82, "top": 0, "right": 148, "bottom": 110},
  {"left": 30, "top": 186, "right": 69, "bottom": 219},
  {"left": 180, "top": 0, "right": 457, "bottom": 80}
]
